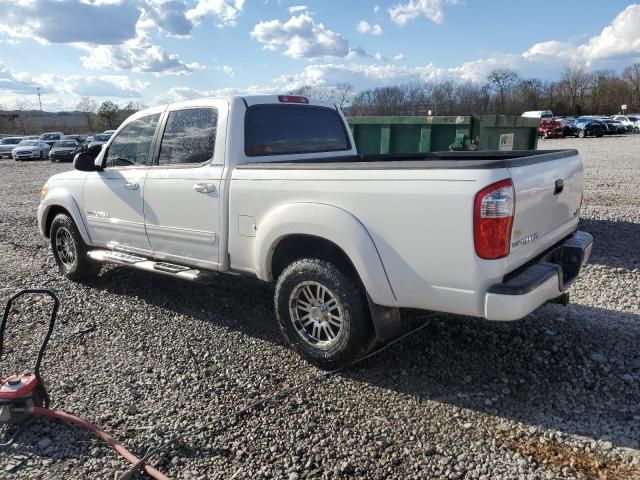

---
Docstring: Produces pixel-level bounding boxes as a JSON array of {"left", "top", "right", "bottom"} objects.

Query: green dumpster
[{"left": 347, "top": 115, "right": 539, "bottom": 154}]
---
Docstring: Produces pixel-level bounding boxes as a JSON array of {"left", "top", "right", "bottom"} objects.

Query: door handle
[
  {"left": 125, "top": 182, "right": 139, "bottom": 190},
  {"left": 554, "top": 179, "right": 564, "bottom": 195},
  {"left": 193, "top": 183, "right": 216, "bottom": 194}
]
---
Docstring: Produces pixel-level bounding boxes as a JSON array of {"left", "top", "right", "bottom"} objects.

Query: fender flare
[
  {"left": 40, "top": 188, "right": 92, "bottom": 244},
  {"left": 254, "top": 202, "right": 396, "bottom": 307}
]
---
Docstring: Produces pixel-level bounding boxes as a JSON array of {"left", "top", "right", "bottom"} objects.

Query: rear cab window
[
  {"left": 157, "top": 107, "right": 217, "bottom": 166},
  {"left": 245, "top": 105, "right": 350, "bottom": 157}
]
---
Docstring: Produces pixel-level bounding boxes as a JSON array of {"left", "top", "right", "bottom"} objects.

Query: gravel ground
[{"left": 0, "top": 135, "right": 639, "bottom": 479}]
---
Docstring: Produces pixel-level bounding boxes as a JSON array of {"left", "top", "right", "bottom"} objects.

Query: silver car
[
  {"left": 13, "top": 140, "right": 50, "bottom": 161},
  {"left": 0, "top": 137, "right": 23, "bottom": 158}
]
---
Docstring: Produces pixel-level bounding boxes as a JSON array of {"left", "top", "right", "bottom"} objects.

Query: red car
[{"left": 538, "top": 119, "right": 565, "bottom": 138}]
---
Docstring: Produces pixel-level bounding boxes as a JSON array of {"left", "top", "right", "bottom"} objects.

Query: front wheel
[
  {"left": 578, "top": 129, "right": 586, "bottom": 138},
  {"left": 275, "top": 259, "right": 373, "bottom": 369},
  {"left": 50, "top": 214, "right": 101, "bottom": 280}
]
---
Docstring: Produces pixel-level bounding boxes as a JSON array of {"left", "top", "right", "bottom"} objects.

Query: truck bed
[
  {"left": 230, "top": 148, "right": 583, "bottom": 318},
  {"left": 236, "top": 149, "right": 577, "bottom": 170}
]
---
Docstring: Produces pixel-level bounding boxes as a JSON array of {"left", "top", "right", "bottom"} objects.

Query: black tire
[
  {"left": 275, "top": 259, "right": 373, "bottom": 369},
  {"left": 50, "top": 213, "right": 101, "bottom": 280}
]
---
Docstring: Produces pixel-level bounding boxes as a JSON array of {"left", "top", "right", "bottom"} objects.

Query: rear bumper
[{"left": 484, "top": 231, "right": 593, "bottom": 321}]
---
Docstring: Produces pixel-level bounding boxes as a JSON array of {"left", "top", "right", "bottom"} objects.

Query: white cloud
[
  {"left": 139, "top": 0, "right": 193, "bottom": 37},
  {"left": 186, "top": 0, "right": 245, "bottom": 27},
  {"left": 288, "top": 5, "right": 308, "bottom": 13},
  {"left": 274, "top": 3, "right": 640, "bottom": 90},
  {"left": 0, "top": 63, "right": 43, "bottom": 94},
  {"left": 216, "top": 65, "right": 236, "bottom": 77},
  {"left": 61, "top": 76, "right": 149, "bottom": 98},
  {"left": 153, "top": 84, "right": 280, "bottom": 104},
  {"left": 374, "top": 5, "right": 381, "bottom": 14},
  {"left": 577, "top": 4, "right": 640, "bottom": 62},
  {"left": 251, "top": 13, "right": 350, "bottom": 59},
  {"left": 389, "top": 0, "right": 460, "bottom": 26},
  {"left": 0, "top": 0, "right": 141, "bottom": 44},
  {"left": 356, "top": 21, "right": 383, "bottom": 35},
  {"left": 79, "top": 40, "right": 205, "bottom": 76}
]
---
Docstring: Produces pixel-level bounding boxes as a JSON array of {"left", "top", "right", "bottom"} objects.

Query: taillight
[
  {"left": 278, "top": 95, "right": 309, "bottom": 104},
  {"left": 474, "top": 179, "right": 515, "bottom": 259}
]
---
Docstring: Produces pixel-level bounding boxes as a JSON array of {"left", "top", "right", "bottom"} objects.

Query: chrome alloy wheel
[
  {"left": 54, "top": 227, "right": 77, "bottom": 268},
  {"left": 289, "top": 281, "right": 345, "bottom": 348}
]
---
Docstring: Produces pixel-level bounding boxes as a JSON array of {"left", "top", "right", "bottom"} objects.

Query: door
[
  {"left": 83, "top": 112, "right": 162, "bottom": 255},
  {"left": 143, "top": 102, "right": 226, "bottom": 270}
]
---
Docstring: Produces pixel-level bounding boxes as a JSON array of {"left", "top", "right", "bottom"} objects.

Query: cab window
[
  {"left": 105, "top": 114, "right": 160, "bottom": 168},
  {"left": 157, "top": 108, "right": 217, "bottom": 166}
]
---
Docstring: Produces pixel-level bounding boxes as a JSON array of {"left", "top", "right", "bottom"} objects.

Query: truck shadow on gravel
[
  {"left": 579, "top": 218, "right": 640, "bottom": 270},
  {"left": 85, "top": 267, "right": 639, "bottom": 451},
  {"left": 350, "top": 305, "right": 640, "bottom": 451}
]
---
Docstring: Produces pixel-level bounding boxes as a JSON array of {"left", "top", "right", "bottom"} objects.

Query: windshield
[
  {"left": 55, "top": 141, "right": 77, "bottom": 148},
  {"left": 40, "top": 134, "right": 59, "bottom": 140},
  {"left": 0, "top": 138, "right": 21, "bottom": 145},
  {"left": 94, "top": 134, "right": 111, "bottom": 141},
  {"left": 19, "top": 140, "right": 38, "bottom": 146}
]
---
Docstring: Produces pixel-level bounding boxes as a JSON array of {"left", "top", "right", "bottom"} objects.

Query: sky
[{"left": 0, "top": 0, "right": 639, "bottom": 111}]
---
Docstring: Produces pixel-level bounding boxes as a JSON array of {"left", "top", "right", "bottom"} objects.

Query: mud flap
[{"left": 366, "top": 294, "right": 401, "bottom": 349}]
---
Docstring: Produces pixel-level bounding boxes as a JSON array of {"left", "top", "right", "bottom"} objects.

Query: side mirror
[{"left": 74, "top": 152, "right": 100, "bottom": 172}]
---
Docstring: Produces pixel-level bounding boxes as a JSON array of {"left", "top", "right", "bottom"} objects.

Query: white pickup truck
[{"left": 38, "top": 95, "right": 593, "bottom": 367}]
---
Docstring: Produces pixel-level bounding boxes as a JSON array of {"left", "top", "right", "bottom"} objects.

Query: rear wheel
[
  {"left": 50, "top": 214, "right": 101, "bottom": 280},
  {"left": 578, "top": 129, "right": 586, "bottom": 138},
  {"left": 275, "top": 259, "right": 373, "bottom": 369}
]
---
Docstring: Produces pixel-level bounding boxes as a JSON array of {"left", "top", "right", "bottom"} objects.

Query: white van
[{"left": 522, "top": 110, "right": 553, "bottom": 119}]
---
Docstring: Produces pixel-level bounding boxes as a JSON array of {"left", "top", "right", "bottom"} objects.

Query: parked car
[
  {"left": 559, "top": 119, "right": 580, "bottom": 137},
  {"left": 37, "top": 95, "right": 593, "bottom": 368},
  {"left": 39, "top": 132, "right": 64, "bottom": 147},
  {"left": 522, "top": 110, "right": 553, "bottom": 119},
  {"left": 538, "top": 119, "right": 564, "bottom": 138},
  {"left": 49, "top": 140, "right": 81, "bottom": 163},
  {"left": 63, "top": 134, "right": 86, "bottom": 143},
  {"left": 86, "top": 133, "right": 111, "bottom": 151},
  {"left": 601, "top": 119, "right": 626, "bottom": 135},
  {"left": 612, "top": 115, "right": 638, "bottom": 133},
  {"left": 0, "top": 136, "right": 23, "bottom": 158},
  {"left": 574, "top": 119, "right": 604, "bottom": 138},
  {"left": 12, "top": 139, "right": 50, "bottom": 160}
]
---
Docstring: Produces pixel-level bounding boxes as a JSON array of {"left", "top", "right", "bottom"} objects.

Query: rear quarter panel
[{"left": 229, "top": 166, "right": 513, "bottom": 317}]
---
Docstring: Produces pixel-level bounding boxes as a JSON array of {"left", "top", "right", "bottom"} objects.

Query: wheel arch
[
  {"left": 40, "top": 191, "right": 91, "bottom": 244},
  {"left": 254, "top": 202, "right": 396, "bottom": 307}
]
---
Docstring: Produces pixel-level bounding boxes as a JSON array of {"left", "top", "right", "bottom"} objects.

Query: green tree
[{"left": 97, "top": 100, "right": 119, "bottom": 130}]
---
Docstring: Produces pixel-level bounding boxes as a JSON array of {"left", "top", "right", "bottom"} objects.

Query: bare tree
[
  {"left": 561, "top": 61, "right": 590, "bottom": 113},
  {"left": 13, "top": 98, "right": 32, "bottom": 134},
  {"left": 487, "top": 69, "right": 519, "bottom": 112},
  {"left": 622, "top": 63, "right": 640, "bottom": 107},
  {"left": 13, "top": 98, "right": 31, "bottom": 111},
  {"left": 333, "top": 83, "right": 354, "bottom": 108},
  {"left": 76, "top": 96, "right": 97, "bottom": 131}
]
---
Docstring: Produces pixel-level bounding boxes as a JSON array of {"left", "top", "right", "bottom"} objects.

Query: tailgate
[{"left": 507, "top": 151, "right": 583, "bottom": 270}]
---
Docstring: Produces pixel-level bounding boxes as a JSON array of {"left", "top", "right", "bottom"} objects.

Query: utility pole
[{"left": 36, "top": 87, "right": 42, "bottom": 111}]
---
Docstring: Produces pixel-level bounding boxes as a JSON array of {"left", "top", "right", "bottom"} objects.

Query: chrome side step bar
[{"left": 88, "top": 250, "right": 217, "bottom": 284}]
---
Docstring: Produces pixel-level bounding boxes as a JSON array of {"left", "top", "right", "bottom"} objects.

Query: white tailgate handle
[{"left": 193, "top": 183, "right": 216, "bottom": 194}]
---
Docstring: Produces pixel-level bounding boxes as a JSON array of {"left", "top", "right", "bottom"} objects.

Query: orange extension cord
[{"left": 30, "top": 407, "right": 168, "bottom": 480}]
